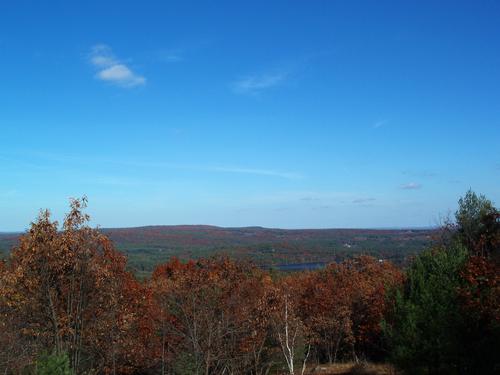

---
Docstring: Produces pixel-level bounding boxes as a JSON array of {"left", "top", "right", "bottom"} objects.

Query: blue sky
[{"left": 1, "top": 1, "right": 499, "bottom": 231}]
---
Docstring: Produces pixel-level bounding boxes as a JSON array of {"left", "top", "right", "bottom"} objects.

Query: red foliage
[
  {"left": 459, "top": 255, "right": 500, "bottom": 324},
  {"left": 0, "top": 201, "right": 406, "bottom": 374}
]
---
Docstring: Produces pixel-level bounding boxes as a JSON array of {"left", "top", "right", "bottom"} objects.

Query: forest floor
[{"left": 307, "top": 362, "right": 399, "bottom": 374}]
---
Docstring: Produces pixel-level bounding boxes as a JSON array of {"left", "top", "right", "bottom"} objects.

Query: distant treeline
[
  {"left": 0, "top": 224, "right": 434, "bottom": 274},
  {"left": 0, "top": 191, "right": 498, "bottom": 374},
  {"left": 103, "top": 225, "right": 434, "bottom": 273}
]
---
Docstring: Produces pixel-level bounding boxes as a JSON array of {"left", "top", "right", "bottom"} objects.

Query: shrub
[{"left": 36, "top": 352, "right": 73, "bottom": 375}]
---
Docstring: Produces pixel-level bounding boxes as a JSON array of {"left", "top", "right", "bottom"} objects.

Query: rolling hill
[{"left": 0, "top": 225, "right": 435, "bottom": 276}]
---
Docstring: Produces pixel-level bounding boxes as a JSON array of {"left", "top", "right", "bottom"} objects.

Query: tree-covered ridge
[{"left": 1, "top": 225, "right": 434, "bottom": 276}]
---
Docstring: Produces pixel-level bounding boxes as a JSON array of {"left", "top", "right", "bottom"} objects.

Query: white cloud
[
  {"left": 97, "top": 64, "right": 145, "bottom": 86},
  {"left": 89, "top": 44, "right": 146, "bottom": 87},
  {"left": 232, "top": 71, "right": 288, "bottom": 94},
  {"left": 90, "top": 55, "right": 115, "bottom": 67},
  {"left": 400, "top": 182, "right": 422, "bottom": 190}
]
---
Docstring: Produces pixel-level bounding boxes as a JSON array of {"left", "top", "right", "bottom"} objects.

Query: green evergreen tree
[
  {"left": 36, "top": 352, "right": 73, "bottom": 375},
  {"left": 383, "top": 245, "right": 468, "bottom": 374},
  {"left": 384, "top": 191, "right": 500, "bottom": 374},
  {"left": 455, "top": 189, "right": 500, "bottom": 256}
]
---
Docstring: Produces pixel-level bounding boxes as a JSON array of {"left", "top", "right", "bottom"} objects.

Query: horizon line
[{"left": 0, "top": 224, "right": 439, "bottom": 234}]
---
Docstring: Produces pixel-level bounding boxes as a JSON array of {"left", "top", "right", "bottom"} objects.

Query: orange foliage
[
  {"left": 289, "top": 256, "right": 403, "bottom": 363},
  {"left": 0, "top": 199, "right": 153, "bottom": 374},
  {"left": 0, "top": 200, "right": 404, "bottom": 374}
]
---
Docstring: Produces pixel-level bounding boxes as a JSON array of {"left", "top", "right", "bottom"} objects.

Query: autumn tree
[
  {"left": 347, "top": 257, "right": 403, "bottom": 360},
  {"left": 0, "top": 256, "right": 37, "bottom": 373},
  {"left": 150, "top": 257, "right": 276, "bottom": 375},
  {"left": 294, "top": 257, "right": 402, "bottom": 365},
  {"left": 269, "top": 278, "right": 312, "bottom": 375},
  {"left": 0, "top": 198, "right": 151, "bottom": 374}
]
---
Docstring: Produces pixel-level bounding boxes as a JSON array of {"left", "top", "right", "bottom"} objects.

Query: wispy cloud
[
  {"left": 274, "top": 207, "right": 291, "bottom": 212},
  {"left": 89, "top": 44, "right": 146, "bottom": 88},
  {"left": 352, "top": 198, "right": 376, "bottom": 204},
  {"left": 84, "top": 176, "right": 141, "bottom": 186},
  {"left": 300, "top": 196, "right": 320, "bottom": 202},
  {"left": 402, "top": 170, "right": 436, "bottom": 178},
  {"left": 373, "top": 119, "right": 388, "bottom": 129},
  {"left": 312, "top": 205, "right": 331, "bottom": 210},
  {"left": 209, "top": 166, "right": 302, "bottom": 180},
  {"left": 400, "top": 182, "right": 422, "bottom": 190},
  {"left": 3, "top": 150, "right": 302, "bottom": 181},
  {"left": 157, "top": 49, "right": 183, "bottom": 63},
  {"left": 154, "top": 39, "right": 212, "bottom": 64},
  {"left": 232, "top": 71, "right": 288, "bottom": 94},
  {"left": 241, "top": 190, "right": 356, "bottom": 207},
  {"left": 0, "top": 189, "right": 18, "bottom": 198}
]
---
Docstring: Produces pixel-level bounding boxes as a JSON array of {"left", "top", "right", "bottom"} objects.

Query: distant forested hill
[
  {"left": 1, "top": 225, "right": 435, "bottom": 276},
  {"left": 0, "top": 233, "right": 19, "bottom": 258}
]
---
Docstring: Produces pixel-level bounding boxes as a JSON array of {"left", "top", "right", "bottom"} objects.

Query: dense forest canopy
[
  {"left": 0, "top": 191, "right": 498, "bottom": 374},
  {"left": 0, "top": 226, "right": 434, "bottom": 278}
]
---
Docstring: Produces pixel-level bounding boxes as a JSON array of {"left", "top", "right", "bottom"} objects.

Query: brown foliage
[
  {"left": 149, "top": 257, "right": 277, "bottom": 375},
  {"left": 291, "top": 257, "right": 403, "bottom": 364},
  {"left": 459, "top": 255, "right": 500, "bottom": 324},
  {"left": 0, "top": 199, "right": 152, "bottom": 374},
  {"left": 0, "top": 200, "right": 404, "bottom": 374}
]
